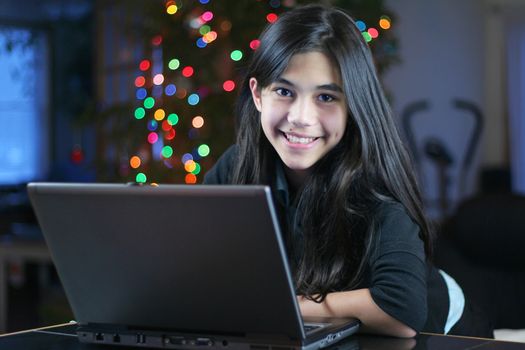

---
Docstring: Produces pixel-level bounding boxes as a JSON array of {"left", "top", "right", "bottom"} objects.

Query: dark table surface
[{"left": 1, "top": 324, "right": 524, "bottom": 350}]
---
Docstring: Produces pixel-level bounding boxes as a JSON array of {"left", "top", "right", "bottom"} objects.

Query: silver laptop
[{"left": 27, "top": 182, "right": 359, "bottom": 350}]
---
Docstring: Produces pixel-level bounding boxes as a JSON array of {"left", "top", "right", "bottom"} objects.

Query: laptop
[{"left": 27, "top": 182, "right": 359, "bottom": 349}]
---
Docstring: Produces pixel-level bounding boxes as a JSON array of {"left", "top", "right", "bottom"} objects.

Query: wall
[{"left": 383, "top": 0, "right": 487, "bottom": 218}]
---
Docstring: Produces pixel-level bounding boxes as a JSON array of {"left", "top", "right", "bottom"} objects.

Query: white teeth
[{"left": 285, "top": 133, "right": 316, "bottom": 144}]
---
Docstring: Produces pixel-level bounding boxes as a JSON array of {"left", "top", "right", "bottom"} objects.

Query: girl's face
[{"left": 249, "top": 51, "right": 348, "bottom": 184}]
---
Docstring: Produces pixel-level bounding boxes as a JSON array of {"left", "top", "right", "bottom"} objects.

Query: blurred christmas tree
[{"left": 99, "top": 0, "right": 398, "bottom": 184}]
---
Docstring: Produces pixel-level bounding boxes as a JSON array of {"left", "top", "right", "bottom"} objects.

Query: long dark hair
[{"left": 232, "top": 4, "right": 432, "bottom": 300}]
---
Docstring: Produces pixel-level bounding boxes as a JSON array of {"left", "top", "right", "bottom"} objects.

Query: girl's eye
[
  {"left": 319, "top": 94, "right": 336, "bottom": 102},
  {"left": 275, "top": 88, "right": 293, "bottom": 97}
]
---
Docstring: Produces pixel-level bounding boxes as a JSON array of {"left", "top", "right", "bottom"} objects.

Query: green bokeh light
[
  {"left": 134, "top": 107, "right": 146, "bottom": 119},
  {"left": 167, "top": 113, "right": 179, "bottom": 125},
  {"left": 168, "top": 58, "right": 180, "bottom": 70},
  {"left": 230, "top": 50, "right": 243, "bottom": 61},
  {"left": 197, "top": 144, "right": 210, "bottom": 157},
  {"left": 136, "top": 173, "right": 147, "bottom": 183},
  {"left": 199, "top": 25, "right": 211, "bottom": 35},
  {"left": 162, "top": 145, "right": 174, "bottom": 158},
  {"left": 191, "top": 163, "right": 201, "bottom": 175},
  {"left": 144, "top": 97, "right": 155, "bottom": 109}
]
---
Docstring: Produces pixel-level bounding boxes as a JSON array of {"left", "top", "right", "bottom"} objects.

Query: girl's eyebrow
[{"left": 275, "top": 77, "right": 343, "bottom": 93}]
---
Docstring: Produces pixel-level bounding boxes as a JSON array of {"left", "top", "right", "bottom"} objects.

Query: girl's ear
[{"left": 249, "top": 77, "right": 263, "bottom": 112}]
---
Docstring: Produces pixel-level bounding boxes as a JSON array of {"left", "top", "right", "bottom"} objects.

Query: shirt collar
[{"left": 274, "top": 160, "right": 291, "bottom": 208}]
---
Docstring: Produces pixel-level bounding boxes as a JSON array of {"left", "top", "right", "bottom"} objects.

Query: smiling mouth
[{"left": 283, "top": 132, "right": 319, "bottom": 145}]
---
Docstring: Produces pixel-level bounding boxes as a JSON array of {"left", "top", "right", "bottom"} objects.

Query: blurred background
[{"left": 0, "top": 0, "right": 524, "bottom": 339}]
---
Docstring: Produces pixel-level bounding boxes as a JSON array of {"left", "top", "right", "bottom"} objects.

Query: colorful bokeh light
[
  {"left": 197, "top": 144, "right": 210, "bottom": 157},
  {"left": 162, "top": 145, "right": 174, "bottom": 158},
  {"left": 182, "top": 66, "right": 194, "bottom": 77},
  {"left": 223, "top": 80, "right": 235, "bottom": 92},
  {"left": 162, "top": 120, "right": 172, "bottom": 131},
  {"left": 148, "top": 120, "right": 158, "bottom": 131},
  {"left": 130, "top": 156, "right": 141, "bottom": 168},
  {"left": 192, "top": 116, "right": 204, "bottom": 128},
  {"left": 148, "top": 132, "right": 159, "bottom": 144},
  {"left": 266, "top": 13, "right": 278, "bottom": 23},
  {"left": 154, "top": 109, "right": 166, "bottom": 121},
  {"left": 139, "top": 60, "right": 151, "bottom": 71},
  {"left": 153, "top": 74, "right": 165, "bottom": 85},
  {"left": 188, "top": 93, "right": 200, "bottom": 106},
  {"left": 379, "top": 16, "right": 391, "bottom": 30},
  {"left": 201, "top": 11, "right": 213, "bottom": 22},
  {"left": 134, "top": 107, "right": 146, "bottom": 120},
  {"left": 166, "top": 4, "right": 178, "bottom": 14},
  {"left": 230, "top": 50, "right": 243, "bottom": 61},
  {"left": 191, "top": 163, "right": 201, "bottom": 175},
  {"left": 144, "top": 97, "right": 155, "bottom": 109},
  {"left": 136, "top": 173, "right": 147, "bottom": 183},
  {"left": 168, "top": 58, "right": 180, "bottom": 70},
  {"left": 199, "top": 25, "right": 211, "bottom": 35},
  {"left": 185, "top": 173, "right": 197, "bottom": 184},
  {"left": 165, "top": 84, "right": 177, "bottom": 96},
  {"left": 135, "top": 76, "right": 146, "bottom": 88},
  {"left": 167, "top": 113, "right": 179, "bottom": 126},
  {"left": 182, "top": 153, "right": 193, "bottom": 163},
  {"left": 184, "top": 160, "right": 197, "bottom": 172},
  {"left": 249, "top": 39, "right": 260, "bottom": 50},
  {"left": 203, "top": 31, "right": 217, "bottom": 43},
  {"left": 136, "top": 88, "right": 147, "bottom": 100},
  {"left": 165, "top": 128, "right": 176, "bottom": 140},
  {"left": 196, "top": 38, "right": 207, "bottom": 48}
]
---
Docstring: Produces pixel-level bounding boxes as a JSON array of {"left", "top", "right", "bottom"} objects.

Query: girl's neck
[{"left": 284, "top": 167, "right": 310, "bottom": 195}]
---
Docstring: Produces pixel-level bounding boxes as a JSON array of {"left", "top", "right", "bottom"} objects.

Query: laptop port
[
  {"left": 137, "top": 334, "right": 146, "bottom": 344},
  {"left": 167, "top": 336, "right": 186, "bottom": 345},
  {"left": 95, "top": 333, "right": 104, "bottom": 341},
  {"left": 113, "top": 334, "right": 121, "bottom": 343},
  {"left": 196, "top": 337, "right": 214, "bottom": 346}
]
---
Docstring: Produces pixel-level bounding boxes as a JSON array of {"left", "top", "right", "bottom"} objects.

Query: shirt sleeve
[
  {"left": 368, "top": 202, "right": 428, "bottom": 332},
  {"left": 202, "top": 145, "right": 238, "bottom": 184}
]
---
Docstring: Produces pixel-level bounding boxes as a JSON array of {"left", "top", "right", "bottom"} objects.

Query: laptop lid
[{"left": 27, "top": 183, "right": 359, "bottom": 348}]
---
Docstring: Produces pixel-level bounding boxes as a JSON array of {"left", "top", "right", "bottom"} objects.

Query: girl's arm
[{"left": 297, "top": 288, "right": 417, "bottom": 338}]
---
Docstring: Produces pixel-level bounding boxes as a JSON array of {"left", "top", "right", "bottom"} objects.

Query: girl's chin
[{"left": 281, "top": 160, "right": 315, "bottom": 173}]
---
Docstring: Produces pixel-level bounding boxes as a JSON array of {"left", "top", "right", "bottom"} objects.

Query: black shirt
[{"left": 203, "top": 145, "right": 449, "bottom": 333}]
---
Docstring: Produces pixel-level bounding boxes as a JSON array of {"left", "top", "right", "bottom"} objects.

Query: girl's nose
[{"left": 287, "top": 98, "right": 317, "bottom": 127}]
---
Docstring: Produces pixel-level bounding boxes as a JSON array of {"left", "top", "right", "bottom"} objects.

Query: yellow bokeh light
[
  {"left": 167, "top": 4, "right": 178, "bottom": 15},
  {"left": 154, "top": 109, "right": 166, "bottom": 121},
  {"left": 379, "top": 18, "right": 391, "bottom": 30},
  {"left": 184, "top": 160, "right": 197, "bottom": 173}
]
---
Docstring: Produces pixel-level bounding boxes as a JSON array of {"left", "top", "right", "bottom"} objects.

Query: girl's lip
[{"left": 281, "top": 131, "right": 321, "bottom": 139}]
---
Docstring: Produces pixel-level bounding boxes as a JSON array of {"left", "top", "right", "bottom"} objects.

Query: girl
[{"left": 204, "top": 4, "right": 492, "bottom": 338}]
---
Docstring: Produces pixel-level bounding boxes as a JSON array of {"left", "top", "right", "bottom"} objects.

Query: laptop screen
[{"left": 28, "top": 183, "right": 305, "bottom": 338}]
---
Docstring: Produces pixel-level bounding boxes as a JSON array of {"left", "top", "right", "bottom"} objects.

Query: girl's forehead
[{"left": 277, "top": 51, "right": 343, "bottom": 87}]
